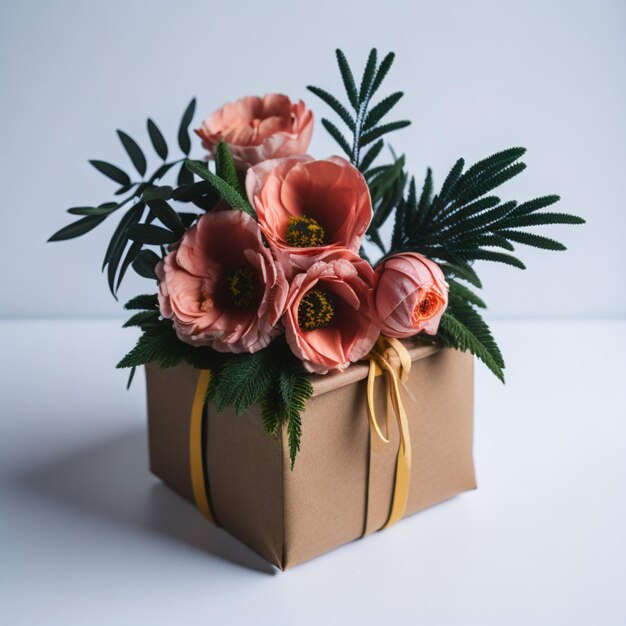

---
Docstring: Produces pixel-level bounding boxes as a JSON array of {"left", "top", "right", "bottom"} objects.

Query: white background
[
  {"left": 1, "top": 1, "right": 625, "bottom": 625},
  {"left": 1, "top": 0, "right": 624, "bottom": 318}
]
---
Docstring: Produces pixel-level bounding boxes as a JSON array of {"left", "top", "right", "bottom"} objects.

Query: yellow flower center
[
  {"left": 226, "top": 267, "right": 257, "bottom": 309},
  {"left": 298, "top": 288, "right": 335, "bottom": 331},
  {"left": 285, "top": 216, "right": 326, "bottom": 248}
]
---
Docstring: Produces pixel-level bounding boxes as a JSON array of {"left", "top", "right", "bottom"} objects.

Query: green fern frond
[
  {"left": 321, "top": 118, "right": 352, "bottom": 157},
  {"left": 497, "top": 229, "right": 567, "bottom": 251}
]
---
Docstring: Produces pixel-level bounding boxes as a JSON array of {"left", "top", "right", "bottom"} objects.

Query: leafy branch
[
  {"left": 384, "top": 148, "right": 585, "bottom": 379},
  {"left": 387, "top": 147, "right": 585, "bottom": 280},
  {"left": 308, "top": 48, "right": 409, "bottom": 171},
  {"left": 118, "top": 297, "right": 312, "bottom": 468},
  {"left": 48, "top": 99, "right": 250, "bottom": 298},
  {"left": 308, "top": 49, "right": 410, "bottom": 254}
]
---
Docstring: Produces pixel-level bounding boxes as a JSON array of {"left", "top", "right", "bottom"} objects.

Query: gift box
[{"left": 145, "top": 343, "right": 475, "bottom": 570}]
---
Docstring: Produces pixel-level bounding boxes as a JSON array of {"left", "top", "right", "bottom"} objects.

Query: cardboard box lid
[{"left": 310, "top": 341, "right": 440, "bottom": 397}]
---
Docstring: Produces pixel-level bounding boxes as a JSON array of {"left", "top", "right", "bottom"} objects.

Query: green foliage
[
  {"left": 207, "top": 340, "right": 313, "bottom": 468},
  {"left": 178, "top": 98, "right": 196, "bottom": 155},
  {"left": 308, "top": 48, "right": 409, "bottom": 172},
  {"left": 309, "top": 49, "right": 412, "bottom": 252},
  {"left": 49, "top": 101, "right": 245, "bottom": 298},
  {"left": 375, "top": 148, "right": 585, "bottom": 381},
  {"left": 117, "top": 130, "right": 147, "bottom": 177},
  {"left": 434, "top": 282, "right": 505, "bottom": 381},
  {"left": 117, "top": 294, "right": 312, "bottom": 467},
  {"left": 186, "top": 159, "right": 255, "bottom": 217},
  {"left": 215, "top": 141, "right": 246, "bottom": 197},
  {"left": 385, "top": 148, "right": 585, "bottom": 284},
  {"left": 147, "top": 118, "right": 168, "bottom": 160},
  {"left": 47, "top": 214, "right": 108, "bottom": 241},
  {"left": 125, "top": 294, "right": 159, "bottom": 310}
]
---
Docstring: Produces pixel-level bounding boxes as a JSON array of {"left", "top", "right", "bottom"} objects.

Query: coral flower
[
  {"left": 284, "top": 257, "right": 380, "bottom": 374},
  {"left": 156, "top": 211, "right": 288, "bottom": 353},
  {"left": 195, "top": 94, "right": 313, "bottom": 169},
  {"left": 246, "top": 155, "right": 373, "bottom": 276},
  {"left": 374, "top": 252, "right": 448, "bottom": 338}
]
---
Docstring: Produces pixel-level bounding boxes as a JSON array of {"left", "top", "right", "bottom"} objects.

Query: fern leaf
[
  {"left": 321, "top": 118, "right": 352, "bottom": 157},
  {"left": 437, "top": 307, "right": 505, "bottom": 381},
  {"left": 513, "top": 195, "right": 561, "bottom": 216},
  {"left": 370, "top": 52, "right": 395, "bottom": 97},
  {"left": 448, "top": 279, "right": 487, "bottom": 309},
  {"left": 459, "top": 147, "right": 526, "bottom": 185},
  {"left": 122, "top": 310, "right": 160, "bottom": 328},
  {"left": 439, "top": 259, "right": 483, "bottom": 288},
  {"left": 500, "top": 212, "right": 585, "bottom": 228},
  {"left": 391, "top": 199, "right": 406, "bottom": 250},
  {"left": 497, "top": 229, "right": 566, "bottom": 251},
  {"left": 306, "top": 86, "right": 355, "bottom": 130},
  {"left": 363, "top": 92, "right": 404, "bottom": 131},
  {"left": 213, "top": 351, "right": 277, "bottom": 415},
  {"left": 461, "top": 249, "right": 526, "bottom": 269},
  {"left": 438, "top": 158, "right": 465, "bottom": 204},
  {"left": 278, "top": 364, "right": 313, "bottom": 470},
  {"left": 116, "top": 331, "right": 183, "bottom": 369},
  {"left": 359, "top": 139, "right": 384, "bottom": 172},
  {"left": 359, "top": 48, "right": 378, "bottom": 102},
  {"left": 359, "top": 120, "right": 410, "bottom": 147},
  {"left": 451, "top": 163, "right": 527, "bottom": 209},
  {"left": 124, "top": 294, "right": 159, "bottom": 310},
  {"left": 260, "top": 387, "right": 282, "bottom": 437},
  {"left": 335, "top": 49, "right": 359, "bottom": 110}
]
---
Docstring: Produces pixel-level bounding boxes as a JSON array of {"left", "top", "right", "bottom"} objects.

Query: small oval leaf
[
  {"left": 132, "top": 249, "right": 162, "bottom": 279},
  {"left": 117, "top": 130, "right": 147, "bottom": 176},
  {"left": 147, "top": 118, "right": 168, "bottom": 160},
  {"left": 67, "top": 205, "right": 118, "bottom": 216},
  {"left": 89, "top": 160, "right": 131, "bottom": 186},
  {"left": 48, "top": 215, "right": 107, "bottom": 241},
  {"left": 142, "top": 185, "right": 173, "bottom": 202},
  {"left": 178, "top": 98, "right": 196, "bottom": 155},
  {"left": 127, "top": 224, "right": 178, "bottom": 245},
  {"left": 147, "top": 199, "right": 184, "bottom": 235}
]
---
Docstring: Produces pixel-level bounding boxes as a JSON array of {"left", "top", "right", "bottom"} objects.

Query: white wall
[{"left": 1, "top": 0, "right": 624, "bottom": 318}]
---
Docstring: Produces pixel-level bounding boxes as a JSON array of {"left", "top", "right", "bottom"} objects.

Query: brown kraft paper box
[{"left": 145, "top": 344, "right": 476, "bottom": 570}]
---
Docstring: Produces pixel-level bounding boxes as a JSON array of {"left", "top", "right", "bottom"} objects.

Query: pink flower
[
  {"left": 195, "top": 94, "right": 313, "bottom": 169},
  {"left": 284, "top": 256, "right": 380, "bottom": 374},
  {"left": 374, "top": 252, "right": 448, "bottom": 338},
  {"left": 246, "top": 155, "right": 373, "bottom": 276},
  {"left": 156, "top": 211, "right": 288, "bottom": 353}
]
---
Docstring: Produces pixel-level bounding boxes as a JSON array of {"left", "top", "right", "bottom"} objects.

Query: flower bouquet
[{"left": 50, "top": 49, "right": 584, "bottom": 568}]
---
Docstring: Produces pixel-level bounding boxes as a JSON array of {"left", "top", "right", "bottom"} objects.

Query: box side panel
[
  {"left": 405, "top": 349, "right": 476, "bottom": 515},
  {"left": 206, "top": 404, "right": 285, "bottom": 570},
  {"left": 282, "top": 349, "right": 475, "bottom": 569},
  {"left": 145, "top": 362, "right": 197, "bottom": 503},
  {"left": 146, "top": 362, "right": 285, "bottom": 568},
  {"left": 280, "top": 379, "right": 372, "bottom": 569}
]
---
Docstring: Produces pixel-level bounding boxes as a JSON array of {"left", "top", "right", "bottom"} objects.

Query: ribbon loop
[{"left": 365, "top": 337, "right": 413, "bottom": 530}]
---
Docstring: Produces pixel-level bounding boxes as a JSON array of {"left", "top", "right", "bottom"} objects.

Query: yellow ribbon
[
  {"left": 189, "top": 369, "right": 217, "bottom": 525},
  {"left": 366, "top": 336, "right": 413, "bottom": 530},
  {"left": 189, "top": 337, "right": 412, "bottom": 533}
]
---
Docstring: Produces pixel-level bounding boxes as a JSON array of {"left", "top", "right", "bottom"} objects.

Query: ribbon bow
[{"left": 366, "top": 336, "right": 413, "bottom": 530}]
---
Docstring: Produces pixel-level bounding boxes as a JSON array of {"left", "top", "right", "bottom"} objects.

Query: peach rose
[
  {"left": 284, "top": 256, "right": 380, "bottom": 374},
  {"left": 195, "top": 94, "right": 313, "bottom": 169},
  {"left": 374, "top": 252, "right": 448, "bottom": 338},
  {"left": 156, "top": 210, "right": 288, "bottom": 353},
  {"left": 246, "top": 155, "right": 373, "bottom": 276}
]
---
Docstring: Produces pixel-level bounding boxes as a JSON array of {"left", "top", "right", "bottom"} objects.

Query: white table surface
[{"left": 1, "top": 318, "right": 624, "bottom": 625}]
